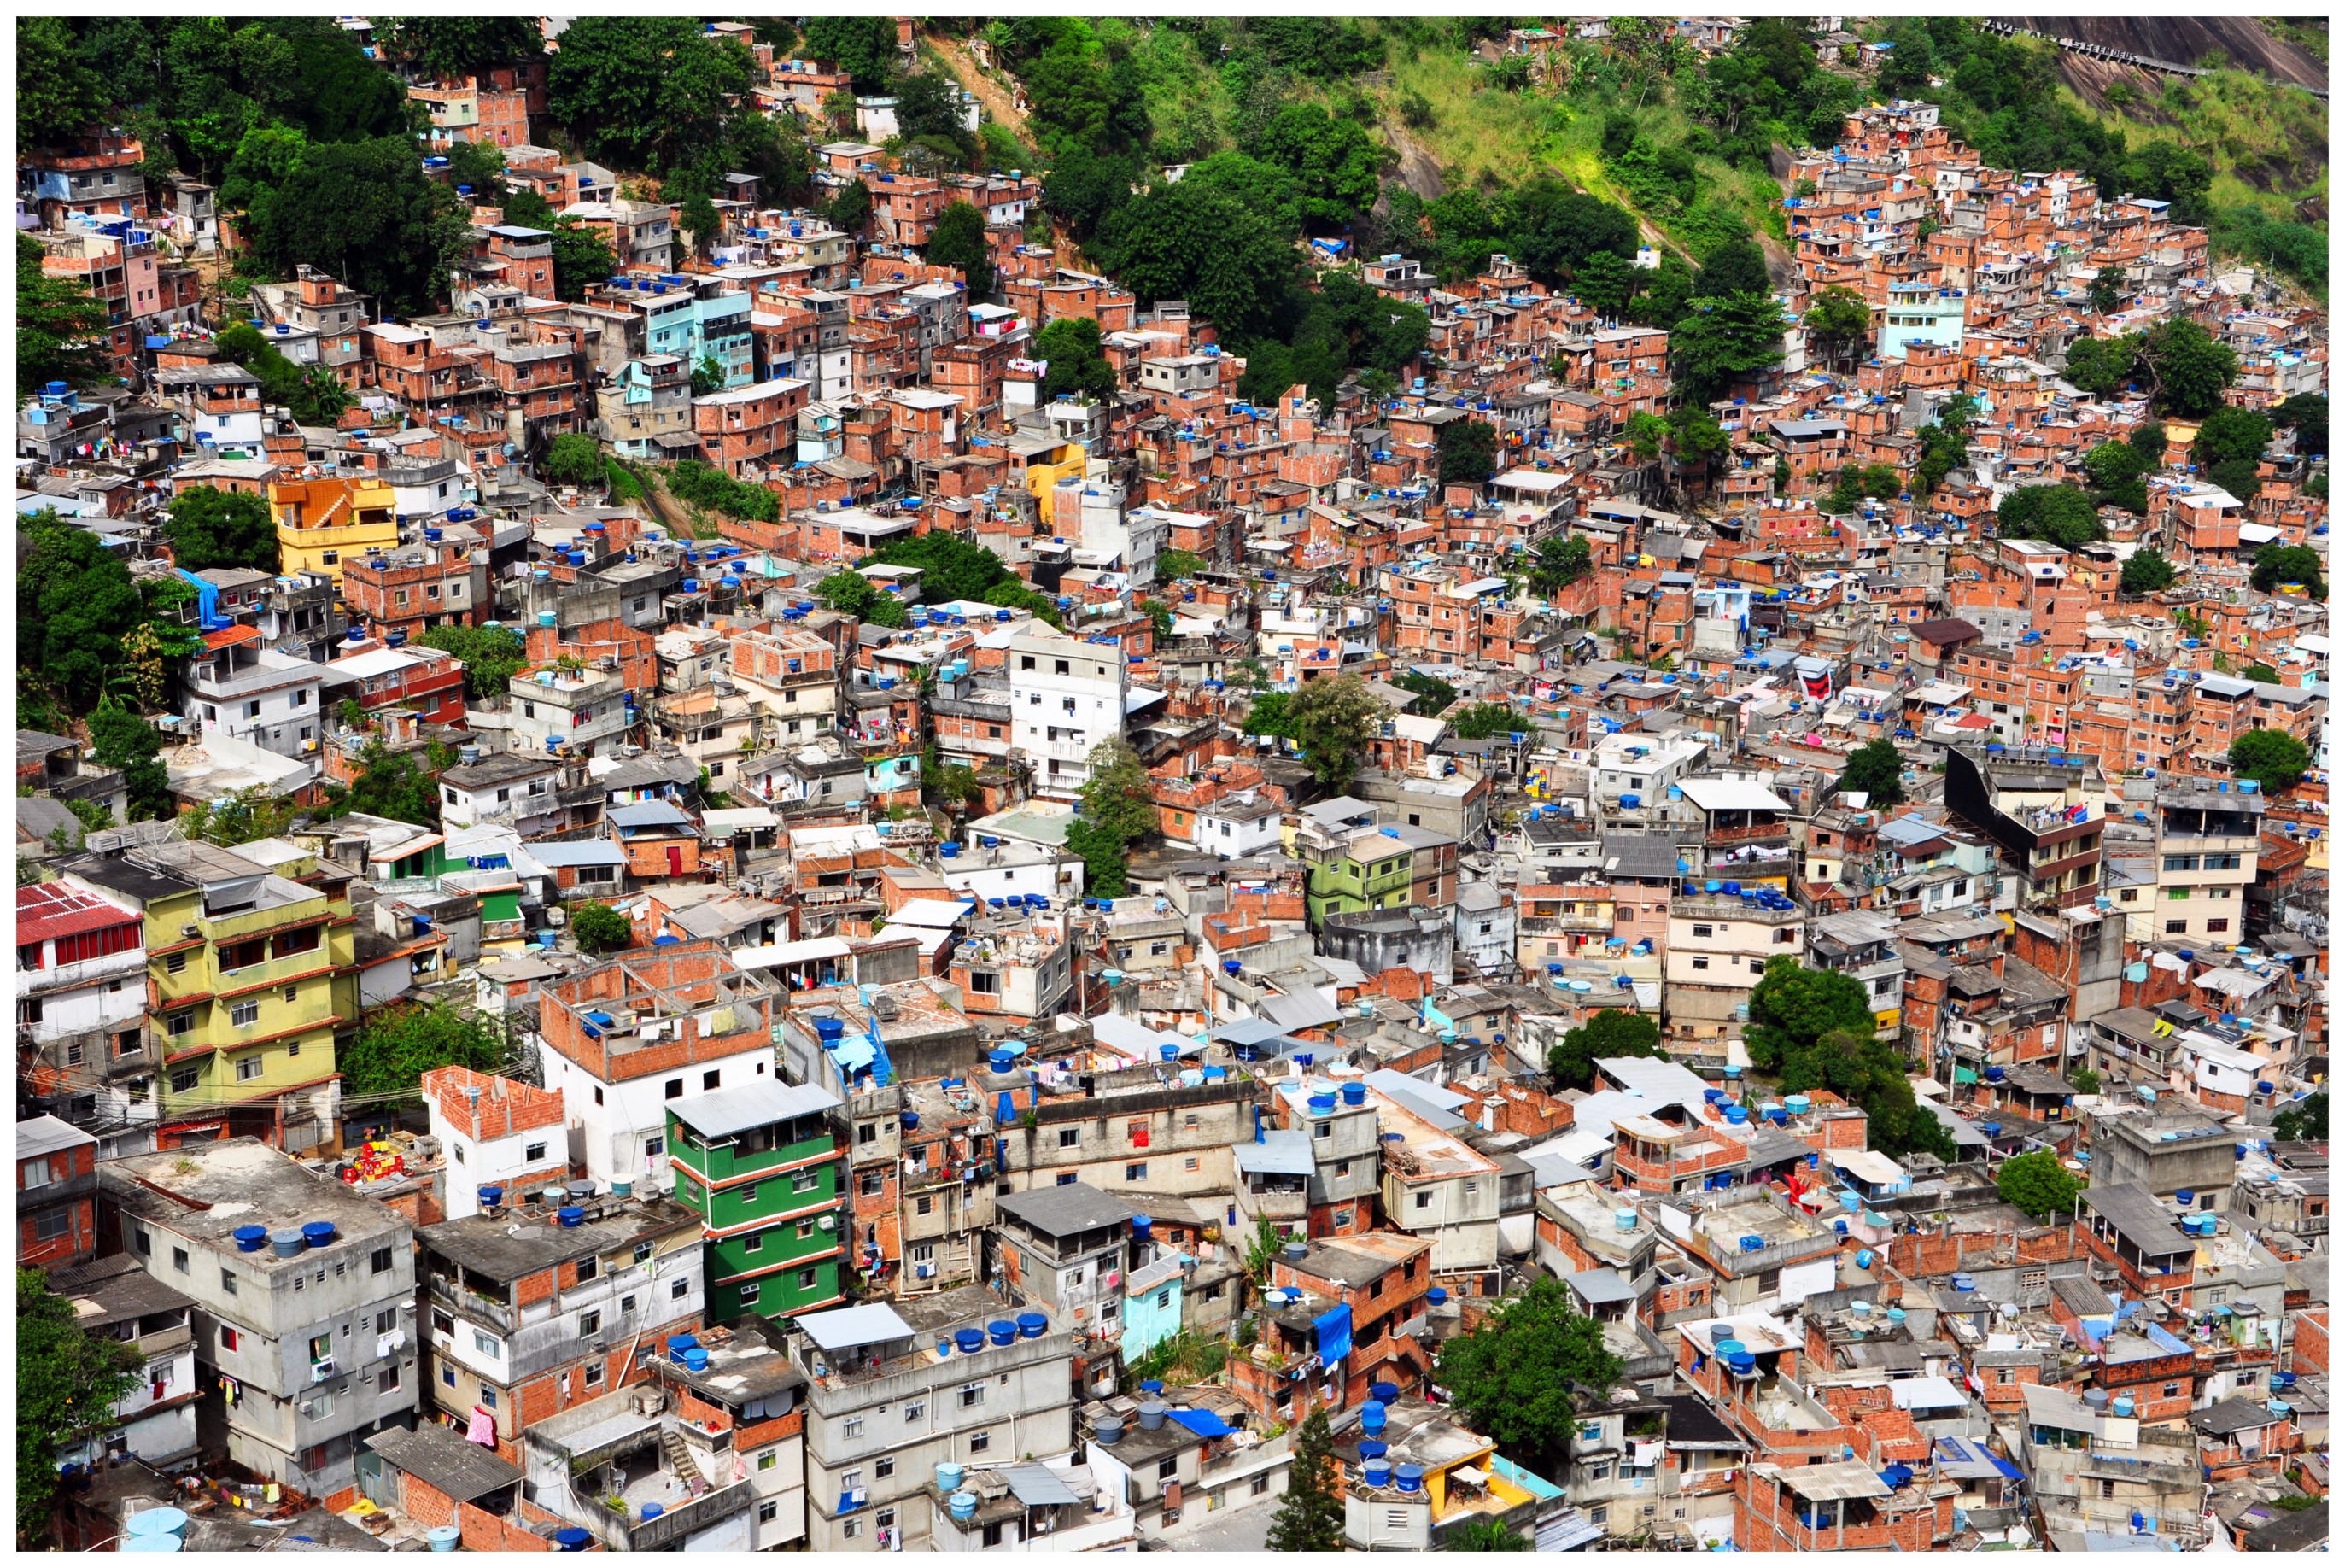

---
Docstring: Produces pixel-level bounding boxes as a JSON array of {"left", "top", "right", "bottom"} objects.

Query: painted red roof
[
  {"left": 202, "top": 623, "right": 261, "bottom": 652},
  {"left": 16, "top": 881, "right": 142, "bottom": 945}
]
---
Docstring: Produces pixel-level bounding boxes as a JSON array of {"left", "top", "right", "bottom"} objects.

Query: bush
[
  {"left": 570, "top": 901, "right": 634, "bottom": 955},
  {"left": 665, "top": 459, "right": 778, "bottom": 523}
]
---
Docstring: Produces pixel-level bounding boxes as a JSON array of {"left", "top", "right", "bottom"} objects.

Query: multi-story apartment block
[
  {"left": 2148, "top": 781, "right": 2266, "bottom": 945},
  {"left": 269, "top": 474, "right": 399, "bottom": 588},
  {"left": 19, "top": 1114, "right": 101, "bottom": 1268},
  {"left": 535, "top": 944, "right": 784, "bottom": 1199},
  {"left": 62, "top": 840, "right": 354, "bottom": 1153},
  {"left": 50, "top": 1255, "right": 202, "bottom": 1469},
  {"left": 1008, "top": 624, "right": 1129, "bottom": 799},
  {"left": 417, "top": 1191, "right": 705, "bottom": 1461},
  {"left": 790, "top": 1287, "right": 1076, "bottom": 1551},
  {"left": 100, "top": 1139, "right": 418, "bottom": 1497},
  {"left": 16, "top": 881, "right": 155, "bottom": 1158},
  {"left": 669, "top": 1079, "right": 849, "bottom": 1323},
  {"left": 178, "top": 637, "right": 328, "bottom": 759}
]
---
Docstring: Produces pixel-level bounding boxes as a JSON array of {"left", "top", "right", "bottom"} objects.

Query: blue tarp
[
  {"left": 1314, "top": 1303, "right": 1353, "bottom": 1366},
  {"left": 2143, "top": 1322, "right": 2190, "bottom": 1355},
  {"left": 1167, "top": 1408, "right": 1234, "bottom": 1439},
  {"left": 832, "top": 1039, "right": 875, "bottom": 1073},
  {"left": 1991, "top": 1454, "right": 2023, "bottom": 1482}
]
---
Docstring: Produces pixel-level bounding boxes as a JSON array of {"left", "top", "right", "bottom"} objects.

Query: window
[
  {"left": 2163, "top": 1381, "right": 2181, "bottom": 1398},
  {"left": 1126, "top": 1162, "right": 1148, "bottom": 1181},
  {"left": 792, "top": 1170, "right": 818, "bottom": 1192},
  {"left": 960, "top": 1383, "right": 985, "bottom": 1408},
  {"left": 2165, "top": 918, "right": 2190, "bottom": 934},
  {"left": 525, "top": 1142, "right": 547, "bottom": 1162},
  {"left": 471, "top": 1330, "right": 500, "bottom": 1359},
  {"left": 844, "top": 1416, "right": 864, "bottom": 1439},
  {"left": 1590, "top": 1507, "right": 1609, "bottom": 1527},
  {"left": 664, "top": 1078, "right": 683, "bottom": 1099},
  {"left": 1415, "top": 1191, "right": 1432, "bottom": 1209},
  {"left": 2099, "top": 1479, "right": 2116, "bottom": 1501},
  {"left": 579, "top": 1310, "right": 601, "bottom": 1337},
  {"left": 739, "top": 1281, "right": 761, "bottom": 1305},
  {"left": 172, "top": 1248, "right": 190, "bottom": 1273},
  {"left": 220, "top": 1325, "right": 239, "bottom": 1351},
  {"left": 1252, "top": 1473, "right": 1271, "bottom": 1496},
  {"left": 576, "top": 1255, "right": 599, "bottom": 1282},
  {"left": 860, "top": 1169, "right": 885, "bottom": 1196},
  {"left": 915, "top": 1194, "right": 934, "bottom": 1215},
  {"left": 221, "top": 1269, "right": 238, "bottom": 1296},
  {"left": 1158, "top": 1457, "right": 1180, "bottom": 1481},
  {"left": 378, "top": 1365, "right": 400, "bottom": 1395},
  {"left": 371, "top": 1246, "right": 393, "bottom": 1274},
  {"left": 1058, "top": 1128, "right": 1079, "bottom": 1149},
  {"left": 1691, "top": 956, "right": 1710, "bottom": 971},
  {"left": 703, "top": 1069, "right": 721, "bottom": 1091},
  {"left": 968, "top": 1431, "right": 991, "bottom": 1454},
  {"left": 672, "top": 1277, "right": 690, "bottom": 1300},
  {"left": 235, "top": 1052, "right": 264, "bottom": 1080},
  {"left": 905, "top": 1401, "right": 925, "bottom": 1422},
  {"left": 758, "top": 1501, "right": 778, "bottom": 1524},
  {"left": 797, "top": 1267, "right": 818, "bottom": 1290},
  {"left": 1314, "top": 1121, "right": 1332, "bottom": 1141}
]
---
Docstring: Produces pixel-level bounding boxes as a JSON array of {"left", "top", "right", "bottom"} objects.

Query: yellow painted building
[
  {"left": 63, "top": 839, "right": 354, "bottom": 1152},
  {"left": 269, "top": 474, "right": 397, "bottom": 588}
]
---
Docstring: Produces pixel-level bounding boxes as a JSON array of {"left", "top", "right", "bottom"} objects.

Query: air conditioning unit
[
  {"left": 181, "top": 925, "right": 201, "bottom": 939},
  {"left": 819, "top": 1214, "right": 837, "bottom": 1231},
  {"left": 310, "top": 1357, "right": 338, "bottom": 1384},
  {"left": 297, "top": 1401, "right": 313, "bottom": 1417}
]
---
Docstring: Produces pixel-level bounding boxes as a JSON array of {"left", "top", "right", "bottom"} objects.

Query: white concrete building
[
  {"left": 182, "top": 643, "right": 328, "bottom": 758},
  {"left": 16, "top": 881, "right": 155, "bottom": 1157},
  {"left": 1008, "top": 625, "right": 1129, "bottom": 799},
  {"left": 53, "top": 1255, "right": 202, "bottom": 1470},
  {"left": 1193, "top": 791, "right": 1285, "bottom": 858}
]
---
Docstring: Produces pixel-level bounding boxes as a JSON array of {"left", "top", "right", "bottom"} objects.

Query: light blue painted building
[{"left": 1119, "top": 1254, "right": 1185, "bottom": 1364}]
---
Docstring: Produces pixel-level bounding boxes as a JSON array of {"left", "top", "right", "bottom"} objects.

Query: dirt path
[{"left": 925, "top": 31, "right": 1037, "bottom": 154}]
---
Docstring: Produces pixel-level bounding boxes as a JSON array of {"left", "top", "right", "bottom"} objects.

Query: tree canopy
[
  {"left": 1833, "top": 739, "right": 1906, "bottom": 806},
  {"left": 1435, "top": 1276, "right": 1623, "bottom": 1471},
  {"left": 1264, "top": 1406, "right": 1346, "bottom": 1551},
  {"left": 163, "top": 486, "right": 278, "bottom": 575},
  {"left": 1997, "top": 483, "right": 2104, "bottom": 549},
  {"left": 340, "top": 1004, "right": 507, "bottom": 1099},
  {"left": 2229, "top": 729, "right": 2310, "bottom": 794},
  {"left": 416, "top": 623, "right": 527, "bottom": 703},
  {"left": 1746, "top": 958, "right": 1954, "bottom": 1160},
  {"left": 2120, "top": 548, "right": 2176, "bottom": 595},
  {"left": 2249, "top": 543, "right": 2325, "bottom": 601},
  {"left": 923, "top": 200, "right": 996, "bottom": 297},
  {"left": 2137, "top": 317, "right": 2237, "bottom": 418},
  {"left": 1437, "top": 418, "right": 1499, "bottom": 486},
  {"left": 1095, "top": 178, "right": 1295, "bottom": 341},
  {"left": 1065, "top": 739, "right": 1156, "bottom": 898},
  {"left": 19, "top": 1267, "right": 141, "bottom": 1547},
  {"left": 547, "top": 18, "right": 757, "bottom": 173},
  {"left": 17, "top": 234, "right": 112, "bottom": 390},
  {"left": 1995, "top": 1149, "right": 2081, "bottom": 1223},
  {"left": 571, "top": 901, "right": 634, "bottom": 955},
  {"left": 1283, "top": 674, "right": 1389, "bottom": 792},
  {"left": 1033, "top": 316, "right": 1118, "bottom": 404},
  {"left": 321, "top": 743, "right": 440, "bottom": 827},
  {"left": 2273, "top": 1091, "right": 2326, "bottom": 1144},
  {"left": 1668, "top": 292, "right": 1787, "bottom": 405},
  {"left": 378, "top": 17, "right": 543, "bottom": 79},
  {"left": 1547, "top": 1009, "right": 1666, "bottom": 1092}
]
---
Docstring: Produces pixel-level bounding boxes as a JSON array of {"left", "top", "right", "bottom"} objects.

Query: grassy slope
[
  {"left": 2080, "top": 67, "right": 2328, "bottom": 219},
  {"left": 1357, "top": 33, "right": 1790, "bottom": 257}
]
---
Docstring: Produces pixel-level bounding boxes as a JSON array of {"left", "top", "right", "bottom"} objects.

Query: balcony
[{"left": 428, "top": 1271, "right": 516, "bottom": 1332}]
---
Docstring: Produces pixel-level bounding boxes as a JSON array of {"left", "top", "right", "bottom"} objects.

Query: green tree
[
  {"left": 2128, "top": 418, "right": 2169, "bottom": 465},
  {"left": 2088, "top": 265, "right": 2129, "bottom": 314},
  {"left": 570, "top": 900, "right": 634, "bottom": 956},
  {"left": 2249, "top": 543, "right": 2326, "bottom": 601},
  {"left": 1449, "top": 704, "right": 1520, "bottom": 741},
  {"left": 547, "top": 18, "right": 756, "bottom": 171},
  {"left": 2271, "top": 393, "right": 2328, "bottom": 459},
  {"left": 815, "top": 569, "right": 909, "bottom": 629},
  {"left": 803, "top": 15, "right": 898, "bottom": 92},
  {"left": 163, "top": 486, "right": 279, "bottom": 574},
  {"left": 179, "top": 785, "right": 298, "bottom": 846},
  {"left": 2243, "top": 664, "right": 2280, "bottom": 684},
  {"left": 1804, "top": 285, "right": 1872, "bottom": 372},
  {"left": 2272, "top": 1091, "right": 2327, "bottom": 1144},
  {"left": 867, "top": 529, "right": 1020, "bottom": 604},
  {"left": 1040, "top": 146, "right": 1136, "bottom": 240},
  {"left": 416, "top": 624, "right": 527, "bottom": 703},
  {"left": 544, "top": 432, "right": 606, "bottom": 489},
  {"left": 1436, "top": 418, "right": 1498, "bottom": 486},
  {"left": 18, "top": 234, "right": 113, "bottom": 390},
  {"left": 1284, "top": 674, "right": 1388, "bottom": 793},
  {"left": 87, "top": 705, "right": 175, "bottom": 822},
  {"left": 1447, "top": 1518, "right": 1532, "bottom": 1551},
  {"left": 924, "top": 200, "right": 996, "bottom": 297},
  {"left": 19, "top": 1267, "right": 141, "bottom": 1548},
  {"left": 1265, "top": 1406, "right": 1346, "bottom": 1551},
  {"left": 1158, "top": 547, "right": 1205, "bottom": 581},
  {"left": 235, "top": 134, "right": 471, "bottom": 318},
  {"left": 2137, "top": 316, "right": 2237, "bottom": 419},
  {"left": 1245, "top": 103, "right": 1382, "bottom": 230},
  {"left": 1833, "top": 738, "right": 1906, "bottom": 806},
  {"left": 547, "top": 219, "right": 617, "bottom": 302},
  {"left": 1995, "top": 1148, "right": 2082, "bottom": 1223},
  {"left": 1096, "top": 178, "right": 1295, "bottom": 340},
  {"left": 1503, "top": 179, "right": 1638, "bottom": 288},
  {"left": 1668, "top": 293, "right": 1787, "bottom": 405},
  {"left": 2120, "top": 548, "right": 2175, "bottom": 596},
  {"left": 322, "top": 743, "right": 440, "bottom": 826},
  {"left": 1743, "top": 957, "right": 1874, "bottom": 1077},
  {"left": 1529, "top": 534, "right": 1594, "bottom": 594},
  {"left": 215, "top": 320, "right": 354, "bottom": 426},
  {"left": 1064, "top": 738, "right": 1156, "bottom": 898},
  {"left": 18, "top": 17, "right": 107, "bottom": 151},
  {"left": 339, "top": 1003, "right": 506, "bottom": 1099},
  {"left": 2194, "top": 406, "right": 2272, "bottom": 502},
  {"left": 691, "top": 354, "right": 726, "bottom": 396},
  {"left": 1570, "top": 249, "right": 1637, "bottom": 319},
  {"left": 2228, "top": 729, "right": 2310, "bottom": 794},
  {"left": 1785, "top": 1027, "right": 1955, "bottom": 1161},
  {"left": 2069, "top": 1068, "right": 2101, "bottom": 1096},
  {"left": 2061, "top": 334, "right": 2137, "bottom": 401},
  {"left": 2081, "top": 439, "right": 2153, "bottom": 515},
  {"left": 1546, "top": 1008, "right": 1665, "bottom": 1092},
  {"left": 1435, "top": 1277, "right": 1622, "bottom": 1471},
  {"left": 1395, "top": 671, "right": 1459, "bottom": 719},
  {"left": 1699, "top": 237, "right": 1770, "bottom": 300},
  {"left": 1997, "top": 483, "right": 2104, "bottom": 549},
  {"left": 378, "top": 17, "right": 542, "bottom": 79},
  {"left": 1033, "top": 315, "right": 1118, "bottom": 403}
]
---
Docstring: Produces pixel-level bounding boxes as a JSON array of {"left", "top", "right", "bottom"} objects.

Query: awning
[{"left": 1167, "top": 1408, "right": 1234, "bottom": 1439}]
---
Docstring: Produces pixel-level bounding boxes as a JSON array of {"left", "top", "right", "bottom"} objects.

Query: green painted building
[
  {"left": 1304, "top": 824, "right": 1418, "bottom": 927},
  {"left": 667, "top": 1078, "right": 847, "bottom": 1323}
]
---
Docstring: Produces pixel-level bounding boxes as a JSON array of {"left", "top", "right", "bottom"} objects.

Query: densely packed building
[{"left": 15, "top": 18, "right": 2328, "bottom": 1556}]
